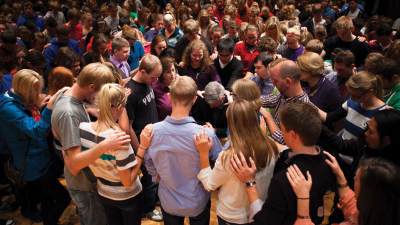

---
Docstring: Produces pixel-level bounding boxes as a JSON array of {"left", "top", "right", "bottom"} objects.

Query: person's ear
[
  {"left": 382, "top": 136, "right": 391, "bottom": 147},
  {"left": 88, "top": 84, "right": 96, "bottom": 91}
]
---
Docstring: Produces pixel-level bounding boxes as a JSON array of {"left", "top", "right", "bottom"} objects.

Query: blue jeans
[
  {"left": 68, "top": 189, "right": 107, "bottom": 225},
  {"left": 162, "top": 200, "right": 210, "bottom": 225}
]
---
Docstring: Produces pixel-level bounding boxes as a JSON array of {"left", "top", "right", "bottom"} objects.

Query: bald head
[{"left": 273, "top": 60, "right": 301, "bottom": 81}]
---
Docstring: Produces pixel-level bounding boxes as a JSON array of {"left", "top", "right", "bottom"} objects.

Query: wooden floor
[{"left": 0, "top": 191, "right": 219, "bottom": 225}]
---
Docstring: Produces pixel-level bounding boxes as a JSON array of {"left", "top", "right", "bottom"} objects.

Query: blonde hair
[
  {"left": 297, "top": 52, "right": 324, "bottom": 77},
  {"left": 231, "top": 79, "right": 262, "bottom": 111},
  {"left": 169, "top": 76, "right": 197, "bottom": 106},
  {"left": 346, "top": 71, "right": 383, "bottom": 98},
  {"left": 265, "top": 17, "right": 284, "bottom": 43},
  {"left": 222, "top": 99, "right": 278, "bottom": 170},
  {"left": 335, "top": 16, "right": 354, "bottom": 31},
  {"left": 12, "top": 69, "right": 43, "bottom": 108},
  {"left": 95, "top": 83, "right": 127, "bottom": 132},
  {"left": 77, "top": 63, "right": 115, "bottom": 91}
]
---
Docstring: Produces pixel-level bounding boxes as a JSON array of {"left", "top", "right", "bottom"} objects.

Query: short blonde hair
[
  {"left": 77, "top": 63, "right": 115, "bottom": 90},
  {"left": 297, "top": 52, "right": 324, "bottom": 77},
  {"left": 12, "top": 69, "right": 43, "bottom": 108},
  {"left": 169, "top": 76, "right": 197, "bottom": 106},
  {"left": 335, "top": 16, "right": 354, "bottom": 31}
]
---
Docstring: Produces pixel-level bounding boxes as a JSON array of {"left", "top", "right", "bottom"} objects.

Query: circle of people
[{"left": 0, "top": 1, "right": 400, "bottom": 225}]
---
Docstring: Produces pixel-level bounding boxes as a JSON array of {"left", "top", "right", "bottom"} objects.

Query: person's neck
[
  {"left": 288, "top": 41, "right": 300, "bottom": 50},
  {"left": 307, "top": 76, "right": 320, "bottom": 89},
  {"left": 341, "top": 33, "right": 356, "bottom": 42},
  {"left": 191, "top": 61, "right": 201, "bottom": 69},
  {"left": 361, "top": 95, "right": 384, "bottom": 109},
  {"left": 68, "top": 83, "right": 88, "bottom": 101},
  {"left": 292, "top": 144, "right": 318, "bottom": 155},
  {"left": 285, "top": 82, "right": 304, "bottom": 98},
  {"left": 133, "top": 73, "right": 145, "bottom": 84},
  {"left": 170, "top": 106, "right": 191, "bottom": 120}
]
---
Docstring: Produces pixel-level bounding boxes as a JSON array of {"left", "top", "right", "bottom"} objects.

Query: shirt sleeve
[
  {"left": 207, "top": 128, "right": 223, "bottom": 161},
  {"left": 249, "top": 199, "right": 264, "bottom": 222},
  {"left": 126, "top": 92, "right": 138, "bottom": 123},
  {"left": 144, "top": 152, "right": 159, "bottom": 183},
  {"left": 0, "top": 98, "right": 52, "bottom": 139},
  {"left": 115, "top": 145, "right": 137, "bottom": 170},
  {"left": 261, "top": 93, "right": 281, "bottom": 108},
  {"left": 271, "top": 130, "right": 285, "bottom": 145},
  {"left": 55, "top": 112, "right": 82, "bottom": 151},
  {"left": 197, "top": 154, "right": 230, "bottom": 191}
]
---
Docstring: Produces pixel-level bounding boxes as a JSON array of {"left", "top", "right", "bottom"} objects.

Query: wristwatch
[{"left": 245, "top": 180, "right": 256, "bottom": 188}]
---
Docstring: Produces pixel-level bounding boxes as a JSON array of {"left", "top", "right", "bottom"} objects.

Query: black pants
[
  {"left": 98, "top": 192, "right": 144, "bottom": 225},
  {"left": 162, "top": 200, "right": 211, "bottom": 225},
  {"left": 24, "top": 170, "right": 71, "bottom": 225},
  {"left": 217, "top": 216, "right": 249, "bottom": 225}
]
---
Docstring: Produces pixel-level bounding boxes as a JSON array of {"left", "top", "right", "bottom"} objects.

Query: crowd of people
[{"left": 0, "top": 0, "right": 400, "bottom": 225}]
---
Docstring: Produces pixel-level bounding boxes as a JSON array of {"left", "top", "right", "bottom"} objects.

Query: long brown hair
[
  {"left": 222, "top": 99, "right": 278, "bottom": 170},
  {"left": 181, "top": 39, "right": 212, "bottom": 72}
]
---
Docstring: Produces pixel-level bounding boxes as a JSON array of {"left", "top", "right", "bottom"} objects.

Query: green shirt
[{"left": 385, "top": 83, "right": 400, "bottom": 110}]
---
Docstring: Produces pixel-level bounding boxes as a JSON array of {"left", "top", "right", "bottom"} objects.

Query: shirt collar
[
  {"left": 165, "top": 116, "right": 197, "bottom": 125},
  {"left": 218, "top": 56, "right": 233, "bottom": 69}
]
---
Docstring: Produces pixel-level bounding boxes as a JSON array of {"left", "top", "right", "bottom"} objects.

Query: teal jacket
[{"left": 0, "top": 92, "right": 52, "bottom": 181}]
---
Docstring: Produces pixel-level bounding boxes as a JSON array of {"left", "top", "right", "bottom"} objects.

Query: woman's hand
[
  {"left": 286, "top": 164, "right": 312, "bottom": 198},
  {"left": 230, "top": 152, "right": 257, "bottom": 182},
  {"left": 324, "top": 151, "right": 347, "bottom": 186},
  {"left": 139, "top": 124, "right": 153, "bottom": 150},
  {"left": 47, "top": 87, "right": 70, "bottom": 110},
  {"left": 194, "top": 129, "right": 213, "bottom": 155}
]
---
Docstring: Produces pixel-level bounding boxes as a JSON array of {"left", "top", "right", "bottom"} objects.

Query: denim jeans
[
  {"left": 162, "top": 200, "right": 210, "bottom": 225},
  {"left": 98, "top": 192, "right": 144, "bottom": 225},
  {"left": 68, "top": 189, "right": 107, "bottom": 225}
]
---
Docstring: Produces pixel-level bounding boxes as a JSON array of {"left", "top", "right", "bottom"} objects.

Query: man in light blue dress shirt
[{"left": 145, "top": 76, "right": 222, "bottom": 225}]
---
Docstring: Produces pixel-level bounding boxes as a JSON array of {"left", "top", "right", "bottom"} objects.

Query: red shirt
[
  {"left": 234, "top": 41, "right": 259, "bottom": 73},
  {"left": 65, "top": 22, "right": 83, "bottom": 41}
]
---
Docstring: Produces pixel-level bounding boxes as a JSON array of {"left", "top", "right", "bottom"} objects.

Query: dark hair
[
  {"left": 45, "top": 17, "right": 58, "bottom": 29},
  {"left": 279, "top": 102, "right": 321, "bottom": 146},
  {"left": 150, "top": 35, "right": 166, "bottom": 56},
  {"left": 255, "top": 52, "right": 275, "bottom": 67},
  {"left": 373, "top": 109, "right": 400, "bottom": 153},
  {"left": 334, "top": 50, "right": 355, "bottom": 67},
  {"left": 159, "top": 56, "right": 176, "bottom": 83},
  {"left": 258, "top": 36, "right": 278, "bottom": 53},
  {"left": 19, "top": 50, "right": 46, "bottom": 73},
  {"left": 357, "top": 157, "right": 400, "bottom": 225},
  {"left": 217, "top": 37, "right": 235, "bottom": 53},
  {"left": 160, "top": 47, "right": 176, "bottom": 58},
  {"left": 378, "top": 58, "right": 399, "bottom": 80},
  {"left": 1, "top": 30, "right": 17, "bottom": 44},
  {"left": 53, "top": 47, "right": 80, "bottom": 69},
  {"left": 376, "top": 22, "right": 392, "bottom": 37}
]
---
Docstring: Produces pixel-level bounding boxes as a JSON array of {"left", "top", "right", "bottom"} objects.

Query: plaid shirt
[{"left": 261, "top": 92, "right": 311, "bottom": 144}]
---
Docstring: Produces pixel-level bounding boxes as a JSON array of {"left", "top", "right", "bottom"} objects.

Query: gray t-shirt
[{"left": 51, "top": 92, "right": 93, "bottom": 191}]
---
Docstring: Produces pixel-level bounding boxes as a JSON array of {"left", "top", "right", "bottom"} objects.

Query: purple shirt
[
  {"left": 110, "top": 55, "right": 131, "bottom": 79},
  {"left": 277, "top": 44, "right": 305, "bottom": 61},
  {"left": 151, "top": 80, "right": 172, "bottom": 121},
  {"left": 303, "top": 77, "right": 342, "bottom": 112}
]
